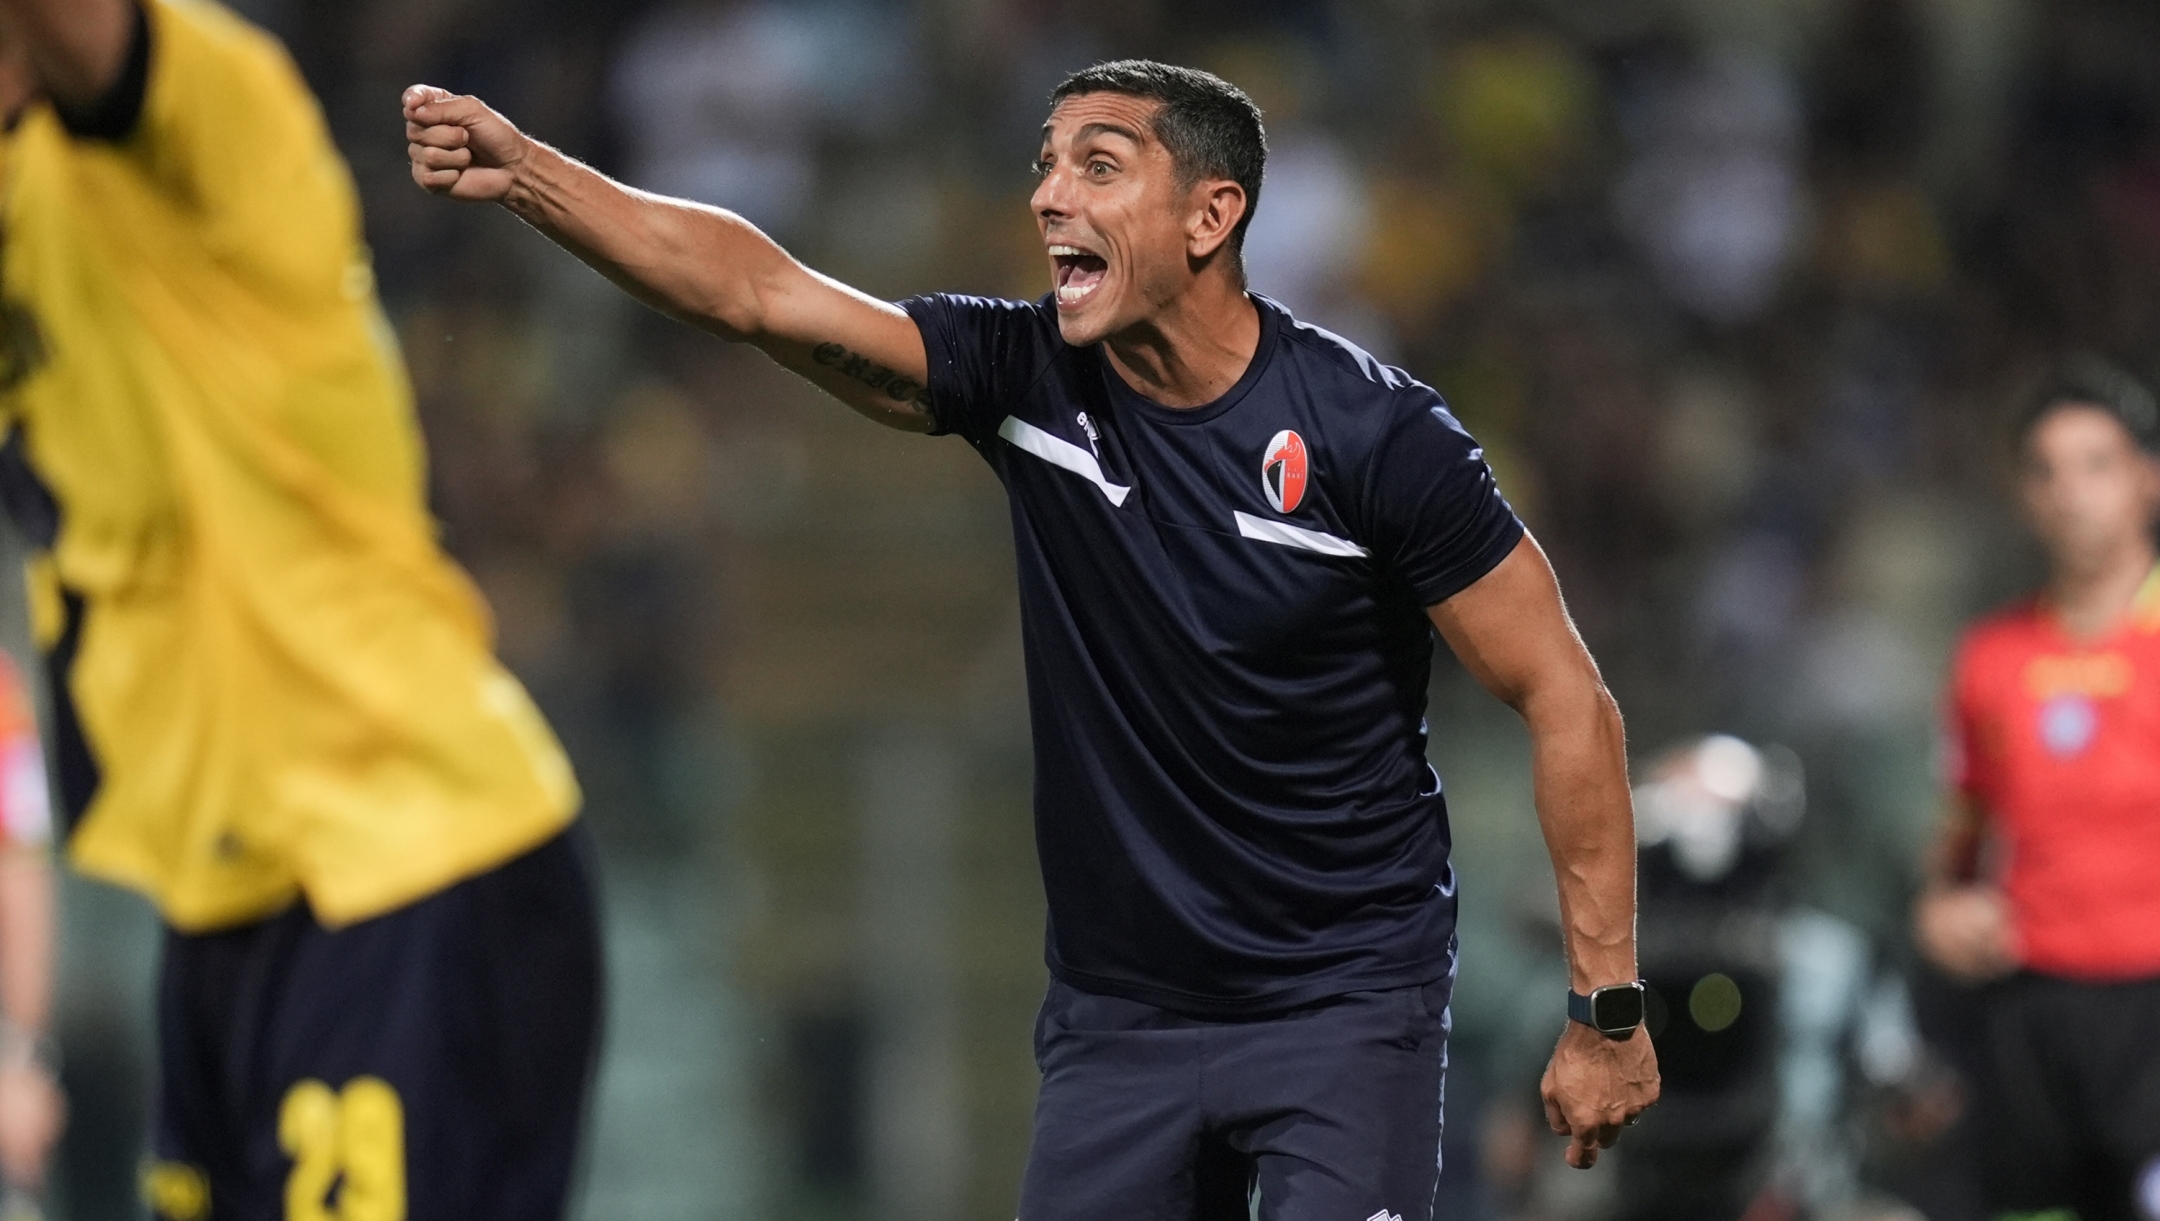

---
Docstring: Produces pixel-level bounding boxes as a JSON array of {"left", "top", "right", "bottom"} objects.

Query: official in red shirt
[{"left": 1918, "top": 356, "right": 2160, "bottom": 1221}]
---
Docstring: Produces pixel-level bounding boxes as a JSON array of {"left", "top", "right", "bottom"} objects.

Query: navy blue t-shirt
[{"left": 903, "top": 293, "right": 1524, "bottom": 1016}]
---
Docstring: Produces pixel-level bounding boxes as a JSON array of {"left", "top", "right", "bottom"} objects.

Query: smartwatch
[{"left": 1567, "top": 981, "right": 1647, "bottom": 1039}]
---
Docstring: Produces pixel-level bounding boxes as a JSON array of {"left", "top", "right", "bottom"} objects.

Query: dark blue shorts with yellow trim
[{"left": 142, "top": 826, "right": 601, "bottom": 1221}]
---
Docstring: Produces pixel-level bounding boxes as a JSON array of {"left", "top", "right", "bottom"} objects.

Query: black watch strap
[
  {"left": 1568, "top": 981, "right": 1646, "bottom": 1038},
  {"left": 1566, "top": 988, "right": 1596, "bottom": 1026}
]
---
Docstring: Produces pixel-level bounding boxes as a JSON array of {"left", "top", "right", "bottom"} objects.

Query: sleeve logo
[{"left": 1262, "top": 429, "right": 1308, "bottom": 514}]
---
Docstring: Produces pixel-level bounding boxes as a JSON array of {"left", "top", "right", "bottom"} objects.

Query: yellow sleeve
[{"left": 118, "top": 0, "right": 363, "bottom": 313}]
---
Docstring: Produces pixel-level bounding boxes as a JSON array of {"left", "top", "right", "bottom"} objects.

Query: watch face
[{"left": 1592, "top": 984, "right": 1644, "bottom": 1032}]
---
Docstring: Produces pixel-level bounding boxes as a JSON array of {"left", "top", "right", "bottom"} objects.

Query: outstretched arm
[
  {"left": 1428, "top": 536, "right": 1658, "bottom": 1169},
  {"left": 404, "top": 86, "right": 935, "bottom": 432}
]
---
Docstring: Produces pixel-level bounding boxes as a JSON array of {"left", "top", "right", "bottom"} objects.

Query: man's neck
[
  {"left": 1100, "top": 276, "right": 1261, "bottom": 410},
  {"left": 2047, "top": 537, "right": 2158, "bottom": 641}
]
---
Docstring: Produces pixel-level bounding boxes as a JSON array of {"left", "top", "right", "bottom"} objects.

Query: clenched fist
[
  {"left": 1915, "top": 884, "right": 2018, "bottom": 983},
  {"left": 1542, "top": 1020, "right": 1660, "bottom": 1170},
  {"left": 0, "top": 1055, "right": 62, "bottom": 1190},
  {"left": 403, "top": 85, "right": 528, "bottom": 202}
]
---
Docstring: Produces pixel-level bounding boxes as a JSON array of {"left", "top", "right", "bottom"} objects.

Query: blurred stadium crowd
[{"left": 36, "top": 0, "right": 2160, "bottom": 1218}]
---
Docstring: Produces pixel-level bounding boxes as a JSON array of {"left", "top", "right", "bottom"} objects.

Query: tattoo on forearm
[{"left": 811, "top": 342, "right": 933, "bottom": 410}]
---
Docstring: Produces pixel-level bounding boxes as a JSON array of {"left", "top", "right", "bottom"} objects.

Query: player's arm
[
  {"left": 1911, "top": 663, "right": 2018, "bottom": 983},
  {"left": 0, "top": 0, "right": 134, "bottom": 112},
  {"left": 1923, "top": 790, "right": 1986, "bottom": 887},
  {"left": 1913, "top": 792, "right": 2015, "bottom": 981},
  {"left": 1427, "top": 535, "right": 1657, "bottom": 1169},
  {"left": 0, "top": 847, "right": 58, "bottom": 1190},
  {"left": 0, "top": 653, "right": 61, "bottom": 1192},
  {"left": 403, "top": 87, "right": 933, "bottom": 433}
]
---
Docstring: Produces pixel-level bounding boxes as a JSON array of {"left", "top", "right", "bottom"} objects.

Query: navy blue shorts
[
  {"left": 1020, "top": 971, "right": 1452, "bottom": 1221},
  {"left": 142, "top": 827, "right": 602, "bottom": 1221}
]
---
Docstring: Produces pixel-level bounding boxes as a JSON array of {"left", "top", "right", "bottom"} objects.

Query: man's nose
[{"left": 1032, "top": 168, "right": 1071, "bottom": 221}]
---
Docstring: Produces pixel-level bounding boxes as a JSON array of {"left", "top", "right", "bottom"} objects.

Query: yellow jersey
[{"left": 0, "top": 0, "right": 578, "bottom": 931}]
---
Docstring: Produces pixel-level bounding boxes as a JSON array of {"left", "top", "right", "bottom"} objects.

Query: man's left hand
[
  {"left": 0, "top": 1056, "right": 62, "bottom": 1190},
  {"left": 1540, "top": 1020, "right": 1659, "bottom": 1169}
]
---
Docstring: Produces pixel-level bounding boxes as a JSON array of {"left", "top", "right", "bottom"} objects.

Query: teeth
[
  {"left": 1057, "top": 281, "right": 1099, "bottom": 304},
  {"left": 1049, "top": 245, "right": 1088, "bottom": 257}
]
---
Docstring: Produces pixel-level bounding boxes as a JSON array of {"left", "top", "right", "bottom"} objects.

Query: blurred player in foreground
[
  {"left": 409, "top": 57, "right": 1656, "bottom": 1219},
  {"left": 0, "top": 649, "right": 59, "bottom": 1214},
  {"left": 1918, "top": 357, "right": 2160, "bottom": 1221},
  {"left": 0, "top": 1, "right": 598, "bottom": 1215}
]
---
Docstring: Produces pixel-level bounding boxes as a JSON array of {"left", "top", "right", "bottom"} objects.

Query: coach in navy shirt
[
  {"left": 410, "top": 56, "right": 1659, "bottom": 1221},
  {"left": 908, "top": 286, "right": 1520, "bottom": 1014}
]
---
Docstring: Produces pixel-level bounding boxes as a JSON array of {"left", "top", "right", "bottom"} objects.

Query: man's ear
[{"left": 1187, "top": 180, "right": 1248, "bottom": 262}]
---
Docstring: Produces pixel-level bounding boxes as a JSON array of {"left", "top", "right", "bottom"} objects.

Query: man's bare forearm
[
  {"left": 1524, "top": 678, "right": 1637, "bottom": 993},
  {"left": 491, "top": 139, "right": 935, "bottom": 429},
  {"left": 406, "top": 87, "right": 934, "bottom": 428},
  {"left": 0, "top": 856, "right": 51, "bottom": 1039},
  {"left": 498, "top": 140, "right": 795, "bottom": 341},
  {"left": 1923, "top": 794, "right": 1987, "bottom": 888}
]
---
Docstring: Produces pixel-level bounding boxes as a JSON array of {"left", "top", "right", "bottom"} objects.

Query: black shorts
[
  {"left": 1019, "top": 972, "right": 1452, "bottom": 1221},
  {"left": 1973, "top": 972, "right": 2160, "bottom": 1221},
  {"left": 142, "top": 826, "right": 602, "bottom": 1221}
]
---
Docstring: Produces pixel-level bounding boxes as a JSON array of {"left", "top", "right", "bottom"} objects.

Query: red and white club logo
[{"left": 1262, "top": 429, "right": 1308, "bottom": 514}]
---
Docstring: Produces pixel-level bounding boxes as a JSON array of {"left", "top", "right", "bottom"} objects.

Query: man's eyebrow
[{"left": 1039, "top": 120, "right": 1147, "bottom": 148}]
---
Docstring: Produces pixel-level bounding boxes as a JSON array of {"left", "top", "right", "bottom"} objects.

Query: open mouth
[{"left": 1050, "top": 244, "right": 1108, "bottom": 307}]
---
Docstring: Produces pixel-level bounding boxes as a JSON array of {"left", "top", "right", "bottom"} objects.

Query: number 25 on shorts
[{"left": 278, "top": 1076, "right": 407, "bottom": 1221}]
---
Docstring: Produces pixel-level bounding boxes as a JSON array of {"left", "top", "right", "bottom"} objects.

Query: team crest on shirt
[
  {"left": 2037, "top": 693, "right": 2099, "bottom": 758},
  {"left": 1262, "top": 430, "right": 1308, "bottom": 514}
]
